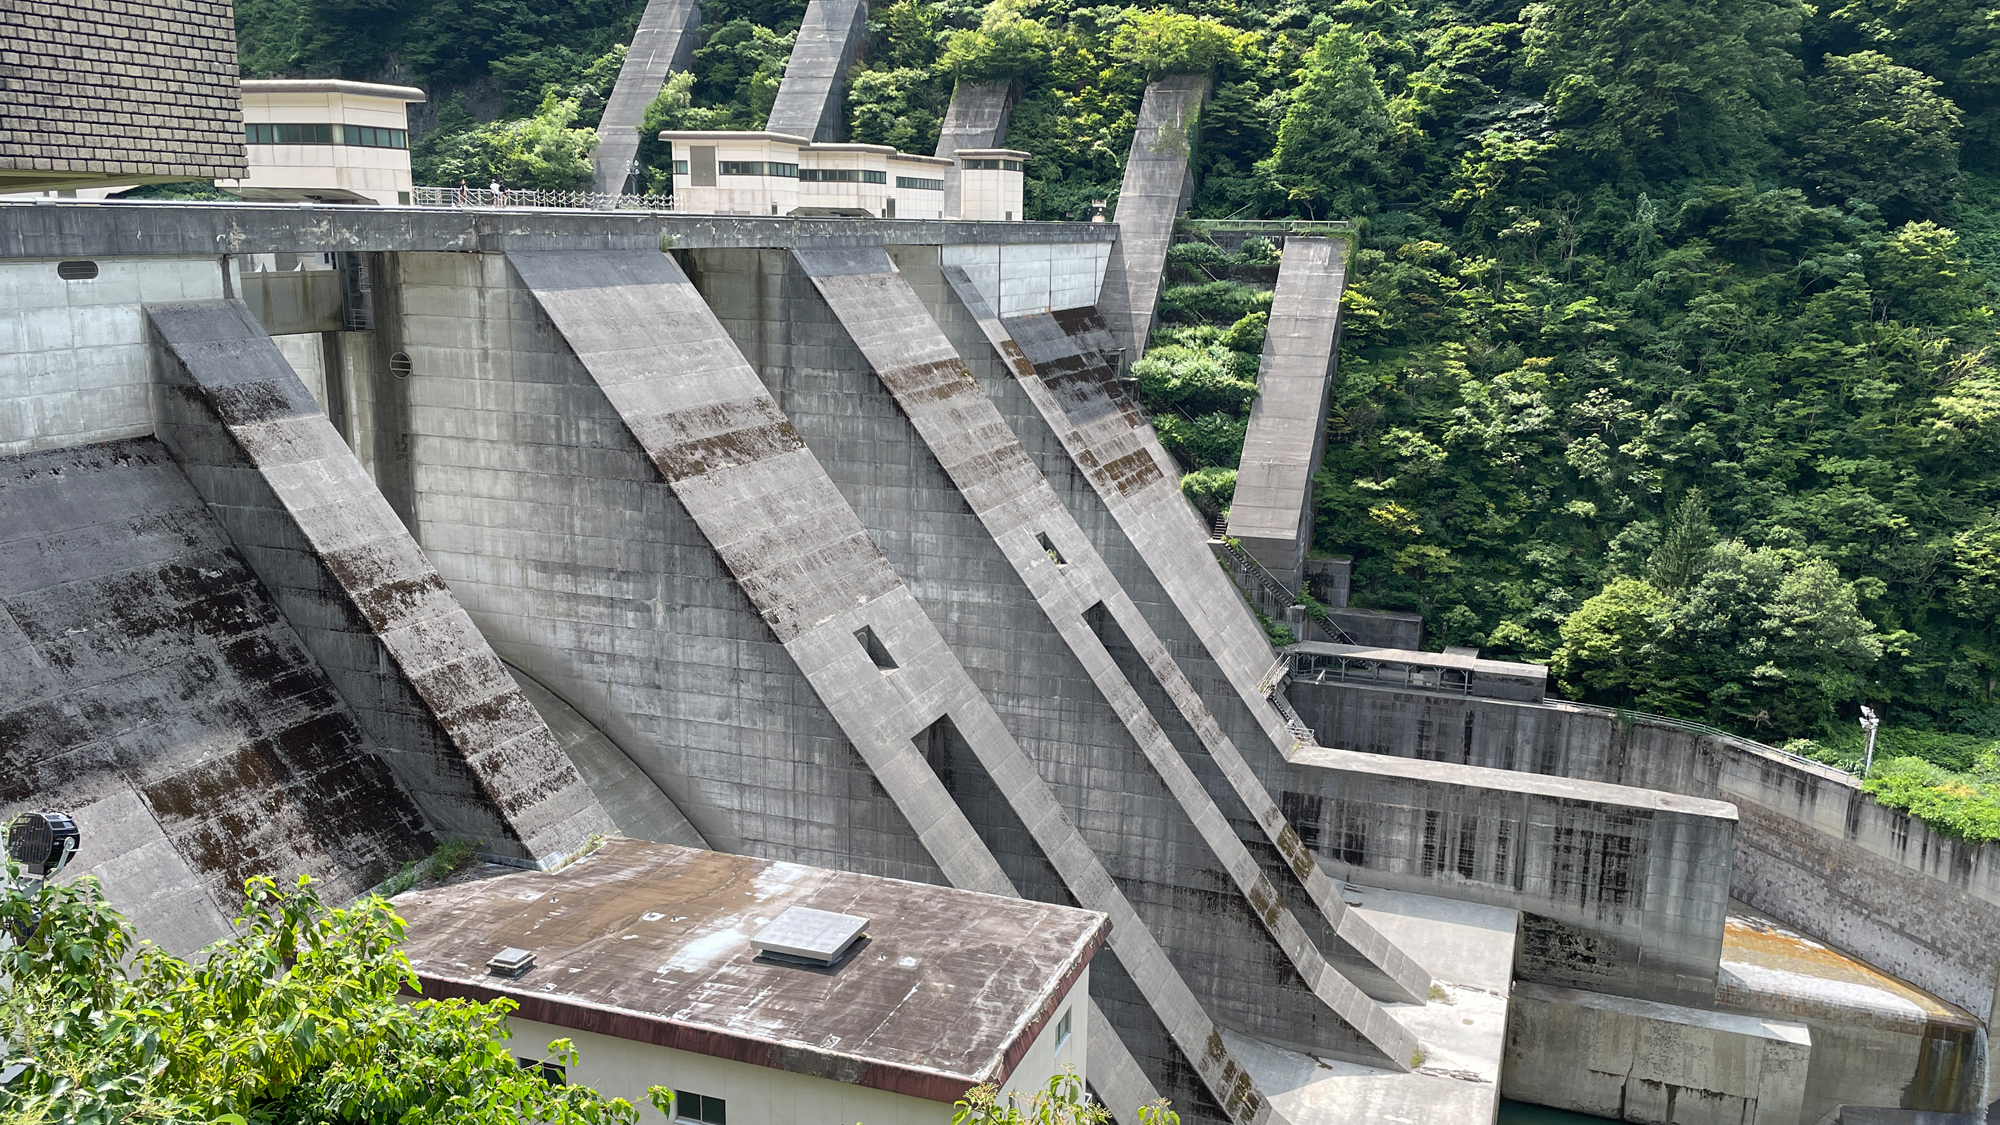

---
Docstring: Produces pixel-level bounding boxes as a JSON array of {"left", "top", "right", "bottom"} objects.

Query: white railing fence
[{"left": 412, "top": 186, "right": 677, "bottom": 211}]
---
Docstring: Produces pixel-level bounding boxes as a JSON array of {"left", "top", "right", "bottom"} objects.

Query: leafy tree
[
  {"left": 1521, "top": 0, "right": 1808, "bottom": 177},
  {"left": 1552, "top": 577, "right": 1675, "bottom": 701},
  {"left": 849, "top": 67, "right": 948, "bottom": 152},
  {"left": 952, "top": 1069, "right": 1181, "bottom": 1125},
  {"left": 1179, "top": 466, "right": 1238, "bottom": 516},
  {"left": 1109, "top": 11, "right": 1245, "bottom": 79},
  {"left": 1261, "top": 29, "right": 1399, "bottom": 217},
  {"left": 0, "top": 863, "right": 647, "bottom": 1125},
  {"left": 419, "top": 91, "right": 599, "bottom": 190},
  {"left": 941, "top": 0, "right": 1051, "bottom": 81},
  {"left": 1795, "top": 52, "right": 1963, "bottom": 221}
]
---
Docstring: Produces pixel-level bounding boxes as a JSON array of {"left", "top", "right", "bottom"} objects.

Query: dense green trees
[{"left": 232, "top": 0, "right": 2000, "bottom": 756}]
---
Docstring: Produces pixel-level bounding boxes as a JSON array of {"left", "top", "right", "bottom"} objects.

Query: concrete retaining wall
[
  {"left": 1284, "top": 746, "right": 1738, "bottom": 1006},
  {"left": 1288, "top": 679, "right": 2000, "bottom": 1040},
  {"left": 1505, "top": 981, "right": 1812, "bottom": 1125}
]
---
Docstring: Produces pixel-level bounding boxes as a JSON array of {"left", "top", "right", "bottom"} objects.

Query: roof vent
[
  {"left": 753, "top": 906, "right": 868, "bottom": 967},
  {"left": 487, "top": 946, "right": 536, "bottom": 978}
]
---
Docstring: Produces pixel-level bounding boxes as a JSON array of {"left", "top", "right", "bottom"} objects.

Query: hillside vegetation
[{"left": 237, "top": 0, "right": 2000, "bottom": 816}]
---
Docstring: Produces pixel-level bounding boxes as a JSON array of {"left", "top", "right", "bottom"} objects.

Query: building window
[
  {"left": 895, "top": 176, "right": 943, "bottom": 191},
  {"left": 719, "top": 161, "right": 798, "bottom": 177},
  {"left": 517, "top": 1058, "right": 566, "bottom": 1085},
  {"left": 1054, "top": 1008, "right": 1072, "bottom": 1051},
  {"left": 674, "top": 1091, "right": 726, "bottom": 1125},
  {"left": 672, "top": 160, "right": 689, "bottom": 175},
  {"left": 246, "top": 123, "right": 335, "bottom": 145},
  {"left": 799, "top": 168, "right": 886, "bottom": 183},
  {"left": 962, "top": 159, "right": 1023, "bottom": 172},
  {"left": 341, "top": 124, "right": 408, "bottom": 148}
]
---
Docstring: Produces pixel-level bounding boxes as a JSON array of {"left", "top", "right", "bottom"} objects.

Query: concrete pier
[
  {"left": 935, "top": 80, "right": 1015, "bottom": 219},
  {"left": 1227, "top": 238, "right": 1346, "bottom": 588},
  {"left": 764, "top": 0, "right": 867, "bottom": 142},
  {"left": 592, "top": 0, "right": 701, "bottom": 194},
  {"left": 1099, "top": 75, "right": 1209, "bottom": 361}
]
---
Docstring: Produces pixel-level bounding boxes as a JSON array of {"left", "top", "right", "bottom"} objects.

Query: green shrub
[
  {"left": 1111, "top": 10, "right": 1246, "bottom": 78},
  {"left": 1166, "top": 241, "right": 1232, "bottom": 284},
  {"left": 1155, "top": 412, "right": 1248, "bottom": 468},
  {"left": 1134, "top": 342, "right": 1260, "bottom": 416},
  {"left": 1862, "top": 755, "right": 2000, "bottom": 842},
  {"left": 1156, "top": 280, "right": 1274, "bottom": 326},
  {"left": 1220, "top": 311, "right": 1269, "bottom": 354},
  {"left": 1179, "top": 467, "right": 1238, "bottom": 516}
]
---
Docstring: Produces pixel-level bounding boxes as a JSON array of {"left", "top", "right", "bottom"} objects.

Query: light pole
[{"left": 1859, "top": 706, "right": 1881, "bottom": 778}]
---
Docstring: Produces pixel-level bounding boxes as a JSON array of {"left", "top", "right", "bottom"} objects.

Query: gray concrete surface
[
  {"left": 1098, "top": 75, "right": 1209, "bottom": 361},
  {"left": 0, "top": 437, "right": 431, "bottom": 951},
  {"left": 797, "top": 244, "right": 1428, "bottom": 1059},
  {"left": 935, "top": 81, "right": 1014, "bottom": 219},
  {"left": 1226, "top": 238, "right": 1345, "bottom": 588},
  {"left": 501, "top": 663, "right": 707, "bottom": 849},
  {"left": 1504, "top": 980, "right": 1813, "bottom": 1125},
  {"left": 764, "top": 0, "right": 868, "bottom": 142},
  {"left": 505, "top": 247, "right": 1276, "bottom": 1123},
  {"left": 1287, "top": 745, "right": 1738, "bottom": 1006},
  {"left": 593, "top": 0, "right": 701, "bottom": 194},
  {"left": 147, "top": 299, "right": 611, "bottom": 867}
]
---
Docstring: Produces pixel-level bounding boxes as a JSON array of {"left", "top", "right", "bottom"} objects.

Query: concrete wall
[
  {"left": 0, "top": 256, "right": 225, "bottom": 457},
  {"left": 1287, "top": 679, "right": 2000, "bottom": 1037},
  {"left": 148, "top": 299, "right": 611, "bottom": 867},
  {"left": 934, "top": 81, "right": 1014, "bottom": 220},
  {"left": 0, "top": 438, "right": 431, "bottom": 952},
  {"left": 1504, "top": 981, "right": 1812, "bottom": 1125},
  {"left": 764, "top": 0, "right": 868, "bottom": 143},
  {"left": 1284, "top": 746, "right": 1738, "bottom": 1006},
  {"left": 941, "top": 241, "right": 1111, "bottom": 318}
]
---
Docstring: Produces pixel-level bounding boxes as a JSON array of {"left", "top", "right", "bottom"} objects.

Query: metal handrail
[
  {"left": 1217, "top": 538, "right": 1360, "bottom": 646},
  {"left": 413, "top": 185, "right": 677, "bottom": 211}
]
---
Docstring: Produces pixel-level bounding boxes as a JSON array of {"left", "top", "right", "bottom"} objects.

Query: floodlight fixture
[
  {"left": 1858, "top": 706, "right": 1882, "bottom": 778},
  {"left": 5, "top": 811, "right": 79, "bottom": 879}
]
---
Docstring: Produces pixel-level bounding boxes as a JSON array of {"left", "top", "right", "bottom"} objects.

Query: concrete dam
[{"left": 3, "top": 200, "right": 1998, "bottom": 1122}]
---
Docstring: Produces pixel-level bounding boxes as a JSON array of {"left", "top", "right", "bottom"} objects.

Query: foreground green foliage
[
  {"left": 0, "top": 865, "right": 646, "bottom": 1125},
  {"left": 952, "top": 1070, "right": 1181, "bottom": 1125}
]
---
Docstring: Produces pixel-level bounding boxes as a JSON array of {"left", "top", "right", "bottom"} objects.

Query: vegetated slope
[{"left": 235, "top": 0, "right": 2000, "bottom": 817}]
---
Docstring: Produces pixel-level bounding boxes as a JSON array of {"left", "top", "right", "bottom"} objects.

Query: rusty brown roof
[{"left": 394, "top": 839, "right": 1109, "bottom": 1101}]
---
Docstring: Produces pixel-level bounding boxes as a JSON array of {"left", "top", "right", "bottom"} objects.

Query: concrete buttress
[
  {"left": 764, "top": 0, "right": 868, "bottom": 142},
  {"left": 935, "top": 80, "right": 1015, "bottom": 219},
  {"left": 505, "top": 248, "right": 1293, "bottom": 1124},
  {"left": 1099, "top": 75, "right": 1210, "bottom": 362},
  {"left": 146, "top": 299, "right": 612, "bottom": 867},
  {"left": 1226, "top": 238, "right": 1346, "bottom": 589},
  {"left": 793, "top": 247, "right": 1428, "bottom": 1055},
  {"left": 592, "top": 0, "right": 702, "bottom": 194}
]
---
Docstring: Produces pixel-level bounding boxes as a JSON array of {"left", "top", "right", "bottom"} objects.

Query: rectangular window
[
  {"left": 691, "top": 146, "right": 717, "bottom": 187},
  {"left": 862, "top": 169, "right": 886, "bottom": 183},
  {"left": 340, "top": 124, "right": 408, "bottom": 148},
  {"left": 963, "top": 158, "right": 998, "bottom": 170},
  {"left": 800, "top": 167, "right": 879, "bottom": 182},
  {"left": 1054, "top": 1008, "right": 1072, "bottom": 1051},
  {"left": 247, "top": 123, "right": 335, "bottom": 145},
  {"left": 674, "top": 1091, "right": 726, "bottom": 1125},
  {"left": 719, "top": 161, "right": 798, "bottom": 177},
  {"left": 895, "top": 176, "right": 943, "bottom": 191},
  {"left": 1003, "top": 159, "right": 1022, "bottom": 171},
  {"left": 672, "top": 160, "right": 689, "bottom": 175}
]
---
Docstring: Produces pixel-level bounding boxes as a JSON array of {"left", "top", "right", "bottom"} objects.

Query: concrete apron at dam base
[{"left": 0, "top": 200, "right": 1994, "bottom": 1125}]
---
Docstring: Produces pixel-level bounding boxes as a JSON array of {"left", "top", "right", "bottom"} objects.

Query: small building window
[
  {"left": 672, "top": 160, "right": 690, "bottom": 175},
  {"left": 961, "top": 158, "right": 1024, "bottom": 172},
  {"left": 517, "top": 1058, "right": 566, "bottom": 1085},
  {"left": 1054, "top": 1008, "right": 1072, "bottom": 1051},
  {"left": 895, "top": 176, "right": 943, "bottom": 191},
  {"left": 341, "top": 124, "right": 408, "bottom": 148},
  {"left": 719, "top": 161, "right": 798, "bottom": 177},
  {"left": 246, "top": 123, "right": 335, "bottom": 145},
  {"left": 691, "top": 146, "right": 717, "bottom": 187},
  {"left": 674, "top": 1091, "right": 727, "bottom": 1125}
]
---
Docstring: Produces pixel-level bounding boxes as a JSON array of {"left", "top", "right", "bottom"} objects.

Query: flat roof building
[
  {"left": 218, "top": 79, "right": 425, "bottom": 206},
  {"left": 662, "top": 130, "right": 1004, "bottom": 220},
  {"left": 955, "top": 149, "right": 1027, "bottom": 222},
  {"left": 395, "top": 839, "right": 1108, "bottom": 1124},
  {"left": 0, "top": 0, "right": 246, "bottom": 192}
]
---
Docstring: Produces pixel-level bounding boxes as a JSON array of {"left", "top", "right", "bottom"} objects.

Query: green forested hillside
[{"left": 236, "top": 0, "right": 2000, "bottom": 786}]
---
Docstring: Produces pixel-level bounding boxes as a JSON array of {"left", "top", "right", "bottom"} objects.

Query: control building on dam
[{"left": 3, "top": 21, "right": 1999, "bottom": 1121}]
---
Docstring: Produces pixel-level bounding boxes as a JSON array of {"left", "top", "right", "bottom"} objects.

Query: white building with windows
[
  {"left": 662, "top": 131, "right": 998, "bottom": 220},
  {"left": 395, "top": 840, "right": 1105, "bottom": 1125},
  {"left": 955, "top": 149, "right": 1028, "bottom": 222},
  {"left": 217, "top": 79, "right": 424, "bottom": 206}
]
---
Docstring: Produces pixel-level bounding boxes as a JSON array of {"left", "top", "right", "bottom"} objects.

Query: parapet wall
[
  {"left": 1283, "top": 746, "right": 1737, "bottom": 1007},
  {"left": 1289, "top": 677, "right": 2000, "bottom": 1030}
]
